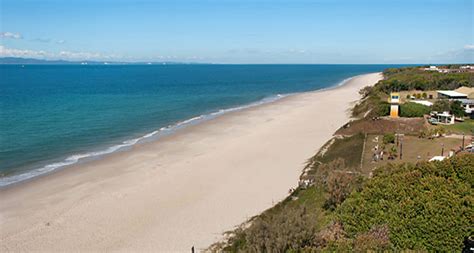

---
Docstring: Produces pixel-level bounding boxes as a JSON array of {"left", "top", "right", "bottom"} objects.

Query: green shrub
[
  {"left": 376, "top": 101, "right": 390, "bottom": 116},
  {"left": 324, "top": 171, "right": 364, "bottom": 210},
  {"left": 400, "top": 102, "right": 431, "bottom": 117},
  {"left": 227, "top": 203, "right": 319, "bottom": 252},
  {"left": 432, "top": 99, "right": 451, "bottom": 112},
  {"left": 383, "top": 133, "right": 395, "bottom": 144},
  {"left": 451, "top": 100, "right": 465, "bottom": 117},
  {"left": 353, "top": 225, "right": 391, "bottom": 251},
  {"left": 358, "top": 86, "right": 373, "bottom": 99},
  {"left": 336, "top": 155, "right": 474, "bottom": 251}
]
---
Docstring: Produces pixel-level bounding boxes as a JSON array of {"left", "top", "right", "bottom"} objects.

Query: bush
[
  {"left": 400, "top": 102, "right": 431, "bottom": 117},
  {"left": 358, "top": 86, "right": 373, "bottom": 99},
  {"left": 383, "top": 133, "right": 395, "bottom": 144},
  {"left": 241, "top": 205, "right": 318, "bottom": 252},
  {"left": 314, "top": 222, "right": 347, "bottom": 248},
  {"left": 353, "top": 225, "right": 391, "bottom": 251},
  {"left": 336, "top": 155, "right": 474, "bottom": 251},
  {"left": 324, "top": 171, "right": 363, "bottom": 210},
  {"left": 422, "top": 92, "right": 428, "bottom": 99},
  {"left": 432, "top": 99, "right": 451, "bottom": 112},
  {"left": 376, "top": 101, "right": 390, "bottom": 116},
  {"left": 451, "top": 100, "right": 465, "bottom": 117}
]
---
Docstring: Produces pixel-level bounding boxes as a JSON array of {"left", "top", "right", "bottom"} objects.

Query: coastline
[
  {"left": 0, "top": 72, "right": 383, "bottom": 252},
  {"left": 0, "top": 76, "right": 353, "bottom": 188}
]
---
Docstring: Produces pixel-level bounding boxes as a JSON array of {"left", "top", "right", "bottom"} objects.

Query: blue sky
[{"left": 1, "top": 0, "right": 472, "bottom": 63}]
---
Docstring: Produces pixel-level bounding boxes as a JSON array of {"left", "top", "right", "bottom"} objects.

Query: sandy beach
[{"left": 0, "top": 72, "right": 382, "bottom": 252}]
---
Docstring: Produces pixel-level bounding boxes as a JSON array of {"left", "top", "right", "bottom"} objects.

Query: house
[
  {"left": 429, "top": 111, "right": 455, "bottom": 125},
  {"left": 389, "top": 92, "right": 400, "bottom": 118},
  {"left": 438, "top": 68, "right": 462, "bottom": 73},
  {"left": 437, "top": 90, "right": 468, "bottom": 99},
  {"left": 455, "top": 99, "right": 474, "bottom": 119},
  {"left": 460, "top": 65, "right": 474, "bottom": 70},
  {"left": 424, "top": 66, "right": 439, "bottom": 71}
]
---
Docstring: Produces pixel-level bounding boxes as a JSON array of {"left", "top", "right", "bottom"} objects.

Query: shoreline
[
  {"left": 0, "top": 72, "right": 383, "bottom": 252},
  {"left": 0, "top": 76, "right": 354, "bottom": 188}
]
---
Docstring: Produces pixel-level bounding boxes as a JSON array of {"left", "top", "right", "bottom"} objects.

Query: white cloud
[
  {"left": 59, "top": 50, "right": 107, "bottom": 59},
  {"left": 464, "top": 44, "right": 474, "bottom": 50},
  {"left": 31, "top": 38, "right": 66, "bottom": 44},
  {"left": 0, "top": 45, "right": 49, "bottom": 57},
  {"left": 288, "top": 49, "right": 307, "bottom": 54},
  {"left": 0, "top": 45, "right": 117, "bottom": 60},
  {"left": 1, "top": 32, "right": 22, "bottom": 39},
  {"left": 424, "top": 45, "right": 474, "bottom": 63}
]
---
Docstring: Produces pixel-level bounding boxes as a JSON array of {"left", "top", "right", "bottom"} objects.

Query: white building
[
  {"left": 456, "top": 99, "right": 474, "bottom": 115},
  {"left": 424, "top": 66, "right": 439, "bottom": 71},
  {"left": 437, "top": 90, "right": 468, "bottom": 99},
  {"left": 429, "top": 111, "right": 455, "bottom": 125}
]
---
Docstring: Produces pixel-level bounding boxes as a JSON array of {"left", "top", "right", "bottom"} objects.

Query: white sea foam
[{"left": 0, "top": 77, "right": 353, "bottom": 187}]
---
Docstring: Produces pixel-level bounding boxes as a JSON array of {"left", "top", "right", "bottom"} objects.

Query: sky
[{"left": 0, "top": 0, "right": 473, "bottom": 63}]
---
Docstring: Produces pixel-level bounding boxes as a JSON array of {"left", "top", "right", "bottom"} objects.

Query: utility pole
[
  {"left": 462, "top": 133, "right": 465, "bottom": 150},
  {"left": 400, "top": 139, "right": 403, "bottom": 160},
  {"left": 441, "top": 143, "right": 444, "bottom": 156}
]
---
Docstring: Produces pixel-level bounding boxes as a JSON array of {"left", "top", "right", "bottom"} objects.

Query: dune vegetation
[{"left": 210, "top": 67, "right": 474, "bottom": 252}]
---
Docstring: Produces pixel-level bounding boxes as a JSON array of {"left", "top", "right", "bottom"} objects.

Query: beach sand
[{"left": 0, "top": 72, "right": 382, "bottom": 252}]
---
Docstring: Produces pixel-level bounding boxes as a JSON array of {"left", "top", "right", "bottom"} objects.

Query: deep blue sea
[{"left": 0, "top": 64, "right": 402, "bottom": 186}]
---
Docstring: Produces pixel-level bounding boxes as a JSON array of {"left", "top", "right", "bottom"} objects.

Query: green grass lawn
[{"left": 441, "top": 119, "right": 474, "bottom": 135}]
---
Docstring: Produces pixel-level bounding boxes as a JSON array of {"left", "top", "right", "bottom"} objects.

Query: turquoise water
[{"left": 0, "top": 64, "right": 401, "bottom": 186}]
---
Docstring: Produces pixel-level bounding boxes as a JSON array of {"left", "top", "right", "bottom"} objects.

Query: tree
[
  {"left": 432, "top": 99, "right": 451, "bottom": 112},
  {"left": 450, "top": 100, "right": 465, "bottom": 117}
]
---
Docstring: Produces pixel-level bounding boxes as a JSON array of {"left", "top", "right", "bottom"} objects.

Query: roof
[
  {"left": 455, "top": 86, "right": 474, "bottom": 95},
  {"left": 431, "top": 111, "right": 452, "bottom": 117},
  {"left": 437, "top": 90, "right": 468, "bottom": 97},
  {"left": 455, "top": 99, "right": 474, "bottom": 105},
  {"left": 411, "top": 100, "right": 433, "bottom": 106}
]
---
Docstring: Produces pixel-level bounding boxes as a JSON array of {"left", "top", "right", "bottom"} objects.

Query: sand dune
[{"left": 0, "top": 72, "right": 382, "bottom": 252}]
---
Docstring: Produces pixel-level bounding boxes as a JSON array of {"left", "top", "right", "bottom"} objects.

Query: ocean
[{"left": 0, "top": 64, "right": 401, "bottom": 186}]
